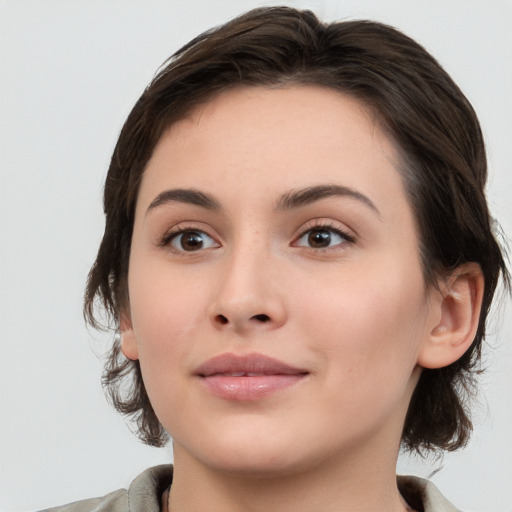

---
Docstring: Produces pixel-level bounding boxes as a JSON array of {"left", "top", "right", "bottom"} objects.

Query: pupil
[
  {"left": 181, "top": 231, "right": 203, "bottom": 250},
  {"left": 308, "top": 229, "right": 331, "bottom": 247}
]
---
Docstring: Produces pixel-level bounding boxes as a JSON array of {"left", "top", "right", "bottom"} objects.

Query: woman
[{"left": 46, "top": 6, "right": 508, "bottom": 511}]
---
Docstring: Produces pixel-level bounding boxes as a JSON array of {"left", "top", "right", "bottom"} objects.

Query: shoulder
[
  {"left": 39, "top": 489, "right": 127, "bottom": 512},
  {"left": 398, "top": 475, "right": 462, "bottom": 512},
  {"left": 39, "top": 465, "right": 173, "bottom": 512}
]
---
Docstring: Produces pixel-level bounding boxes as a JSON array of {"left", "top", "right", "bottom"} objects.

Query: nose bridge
[{"left": 209, "top": 233, "right": 286, "bottom": 332}]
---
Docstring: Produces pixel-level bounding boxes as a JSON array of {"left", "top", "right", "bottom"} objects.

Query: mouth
[{"left": 194, "top": 353, "right": 309, "bottom": 401}]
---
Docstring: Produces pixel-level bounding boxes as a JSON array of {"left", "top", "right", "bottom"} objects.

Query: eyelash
[
  {"left": 293, "top": 221, "right": 355, "bottom": 250},
  {"left": 159, "top": 224, "right": 219, "bottom": 253},
  {"left": 158, "top": 221, "right": 355, "bottom": 254}
]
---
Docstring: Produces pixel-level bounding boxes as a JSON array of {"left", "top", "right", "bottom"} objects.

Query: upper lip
[{"left": 194, "top": 353, "right": 308, "bottom": 377}]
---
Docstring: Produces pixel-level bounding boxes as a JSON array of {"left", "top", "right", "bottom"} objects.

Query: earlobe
[
  {"left": 119, "top": 313, "right": 140, "bottom": 361},
  {"left": 418, "top": 263, "right": 484, "bottom": 369}
]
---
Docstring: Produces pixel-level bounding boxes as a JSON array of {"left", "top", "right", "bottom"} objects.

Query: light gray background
[{"left": 1, "top": 1, "right": 511, "bottom": 511}]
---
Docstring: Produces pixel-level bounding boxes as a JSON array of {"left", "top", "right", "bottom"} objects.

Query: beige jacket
[{"left": 40, "top": 465, "right": 461, "bottom": 512}]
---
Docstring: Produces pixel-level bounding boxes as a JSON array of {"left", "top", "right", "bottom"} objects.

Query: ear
[
  {"left": 418, "top": 262, "right": 484, "bottom": 369},
  {"left": 119, "top": 311, "right": 139, "bottom": 361}
]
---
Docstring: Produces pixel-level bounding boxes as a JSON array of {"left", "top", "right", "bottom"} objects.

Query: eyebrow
[
  {"left": 276, "top": 184, "right": 380, "bottom": 216},
  {"left": 146, "top": 184, "right": 379, "bottom": 217},
  {"left": 147, "top": 188, "right": 220, "bottom": 213}
]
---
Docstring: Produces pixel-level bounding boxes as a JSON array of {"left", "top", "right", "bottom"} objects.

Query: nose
[{"left": 208, "top": 248, "right": 287, "bottom": 335}]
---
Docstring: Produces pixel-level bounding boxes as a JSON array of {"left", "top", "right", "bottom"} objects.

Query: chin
[{"left": 175, "top": 427, "right": 327, "bottom": 479}]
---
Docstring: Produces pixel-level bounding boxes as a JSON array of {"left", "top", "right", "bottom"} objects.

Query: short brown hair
[{"left": 84, "top": 6, "right": 509, "bottom": 452}]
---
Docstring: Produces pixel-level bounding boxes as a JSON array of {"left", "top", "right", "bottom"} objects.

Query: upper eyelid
[
  {"left": 293, "top": 219, "right": 355, "bottom": 242},
  {"left": 159, "top": 223, "right": 219, "bottom": 247},
  {"left": 294, "top": 228, "right": 353, "bottom": 248}
]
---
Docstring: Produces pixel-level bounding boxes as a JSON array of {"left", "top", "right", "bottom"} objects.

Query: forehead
[
  {"left": 166, "top": 85, "right": 384, "bottom": 155},
  {"left": 138, "top": 85, "right": 409, "bottom": 221}
]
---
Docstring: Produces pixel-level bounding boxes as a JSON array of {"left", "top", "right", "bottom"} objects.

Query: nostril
[
  {"left": 216, "top": 314, "right": 229, "bottom": 324},
  {"left": 252, "top": 314, "right": 271, "bottom": 322},
  {"left": 213, "top": 313, "right": 272, "bottom": 326}
]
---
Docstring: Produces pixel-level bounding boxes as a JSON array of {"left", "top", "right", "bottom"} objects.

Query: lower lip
[{"left": 199, "top": 374, "right": 306, "bottom": 401}]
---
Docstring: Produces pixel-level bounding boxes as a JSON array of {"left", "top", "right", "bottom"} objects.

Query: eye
[
  {"left": 166, "top": 229, "right": 219, "bottom": 252},
  {"left": 294, "top": 226, "right": 352, "bottom": 249}
]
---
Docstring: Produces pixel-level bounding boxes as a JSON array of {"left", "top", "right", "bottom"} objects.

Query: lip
[{"left": 194, "top": 353, "right": 309, "bottom": 401}]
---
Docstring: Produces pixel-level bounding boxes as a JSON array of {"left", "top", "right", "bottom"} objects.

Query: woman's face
[{"left": 122, "top": 86, "right": 441, "bottom": 476}]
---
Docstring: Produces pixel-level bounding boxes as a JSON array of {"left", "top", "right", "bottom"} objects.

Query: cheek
[
  {"left": 129, "top": 287, "right": 199, "bottom": 428},
  {"left": 129, "top": 256, "right": 206, "bottom": 340},
  {"left": 127, "top": 261, "right": 208, "bottom": 398},
  {"left": 298, "top": 262, "right": 429, "bottom": 376},
  {"left": 296, "top": 268, "right": 428, "bottom": 437}
]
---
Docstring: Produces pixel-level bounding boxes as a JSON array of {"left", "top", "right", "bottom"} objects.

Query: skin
[{"left": 121, "top": 86, "right": 481, "bottom": 512}]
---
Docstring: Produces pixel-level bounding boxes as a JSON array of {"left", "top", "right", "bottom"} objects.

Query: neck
[{"left": 168, "top": 439, "right": 410, "bottom": 512}]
